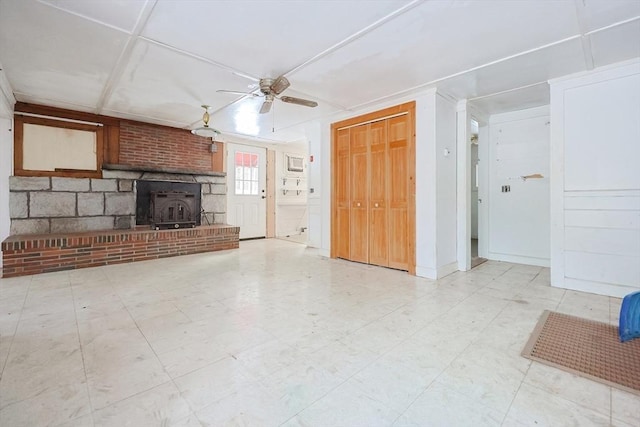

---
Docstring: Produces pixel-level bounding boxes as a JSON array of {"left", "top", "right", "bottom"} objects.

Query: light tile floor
[{"left": 0, "top": 239, "right": 637, "bottom": 426}]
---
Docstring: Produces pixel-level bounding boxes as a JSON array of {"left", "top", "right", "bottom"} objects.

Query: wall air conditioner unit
[{"left": 286, "top": 154, "right": 305, "bottom": 172}]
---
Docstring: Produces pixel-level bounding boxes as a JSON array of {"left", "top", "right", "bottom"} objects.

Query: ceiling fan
[{"left": 217, "top": 76, "right": 318, "bottom": 114}]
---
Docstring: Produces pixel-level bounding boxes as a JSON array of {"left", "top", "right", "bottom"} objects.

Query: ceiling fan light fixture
[
  {"left": 191, "top": 105, "right": 221, "bottom": 139},
  {"left": 191, "top": 126, "right": 221, "bottom": 138}
]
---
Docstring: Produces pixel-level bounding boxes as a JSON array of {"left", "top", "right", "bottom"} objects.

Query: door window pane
[{"left": 234, "top": 151, "right": 260, "bottom": 195}]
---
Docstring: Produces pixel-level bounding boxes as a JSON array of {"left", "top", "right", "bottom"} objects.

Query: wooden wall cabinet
[{"left": 331, "top": 102, "right": 415, "bottom": 273}]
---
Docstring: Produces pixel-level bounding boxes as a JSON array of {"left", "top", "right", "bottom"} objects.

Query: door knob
[
  {"left": 374, "top": 203, "right": 379, "bottom": 207},
  {"left": 357, "top": 202, "right": 361, "bottom": 207}
]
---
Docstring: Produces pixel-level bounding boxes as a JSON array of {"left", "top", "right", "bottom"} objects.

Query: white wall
[
  {"left": 471, "top": 143, "right": 479, "bottom": 239},
  {"left": 550, "top": 59, "right": 640, "bottom": 297},
  {"left": 434, "top": 95, "right": 458, "bottom": 276},
  {"left": 477, "top": 122, "right": 489, "bottom": 258},
  {"left": 0, "top": 74, "right": 15, "bottom": 269},
  {"left": 487, "top": 105, "right": 551, "bottom": 266},
  {"left": 274, "top": 143, "right": 308, "bottom": 237},
  {"left": 305, "top": 122, "right": 322, "bottom": 249}
]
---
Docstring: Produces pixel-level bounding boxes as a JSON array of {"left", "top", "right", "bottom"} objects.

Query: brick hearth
[{"left": 1, "top": 225, "right": 239, "bottom": 278}]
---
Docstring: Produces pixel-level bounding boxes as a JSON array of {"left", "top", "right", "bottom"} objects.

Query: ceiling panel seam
[
  {"left": 585, "top": 15, "right": 640, "bottom": 36},
  {"left": 37, "top": 0, "right": 134, "bottom": 34},
  {"left": 138, "top": 37, "right": 260, "bottom": 82},
  {"left": 284, "top": 0, "right": 425, "bottom": 77},
  {"left": 100, "top": 106, "right": 190, "bottom": 128},
  {"left": 468, "top": 81, "right": 548, "bottom": 102},
  {"left": 13, "top": 91, "right": 95, "bottom": 112},
  {"left": 347, "top": 34, "right": 583, "bottom": 111},
  {"left": 95, "top": 0, "right": 158, "bottom": 115},
  {"left": 573, "top": 0, "right": 595, "bottom": 70}
]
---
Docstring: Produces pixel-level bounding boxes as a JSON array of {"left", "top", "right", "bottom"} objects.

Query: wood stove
[
  {"left": 150, "top": 191, "right": 196, "bottom": 229},
  {"left": 136, "top": 180, "right": 202, "bottom": 228}
]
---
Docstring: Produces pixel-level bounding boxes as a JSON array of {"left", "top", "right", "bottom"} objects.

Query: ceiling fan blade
[
  {"left": 259, "top": 99, "right": 272, "bottom": 114},
  {"left": 217, "top": 89, "right": 260, "bottom": 97},
  {"left": 270, "top": 76, "right": 290, "bottom": 95},
  {"left": 280, "top": 96, "right": 318, "bottom": 108}
]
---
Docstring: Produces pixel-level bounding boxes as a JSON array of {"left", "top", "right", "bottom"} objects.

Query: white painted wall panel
[
  {"left": 471, "top": 144, "right": 479, "bottom": 239},
  {"left": 564, "top": 195, "right": 640, "bottom": 211},
  {"left": 488, "top": 106, "right": 550, "bottom": 265},
  {"left": 565, "top": 251, "right": 640, "bottom": 287},
  {"left": 304, "top": 122, "right": 322, "bottom": 249},
  {"left": 275, "top": 144, "right": 308, "bottom": 237},
  {"left": 0, "top": 91, "right": 13, "bottom": 269},
  {"left": 436, "top": 95, "right": 458, "bottom": 270},
  {"left": 564, "top": 227, "right": 640, "bottom": 256},
  {"left": 0, "top": 117, "right": 12, "bottom": 269},
  {"left": 550, "top": 59, "right": 640, "bottom": 296},
  {"left": 564, "top": 209, "right": 640, "bottom": 229},
  {"left": 564, "top": 73, "right": 640, "bottom": 191}
]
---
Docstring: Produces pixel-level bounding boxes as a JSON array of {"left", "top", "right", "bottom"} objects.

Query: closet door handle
[
  {"left": 356, "top": 202, "right": 361, "bottom": 207},
  {"left": 374, "top": 203, "right": 379, "bottom": 208}
]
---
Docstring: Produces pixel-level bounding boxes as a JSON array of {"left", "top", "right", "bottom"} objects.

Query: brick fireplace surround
[
  {"left": 2, "top": 103, "right": 239, "bottom": 278},
  {"left": 1, "top": 225, "right": 239, "bottom": 278}
]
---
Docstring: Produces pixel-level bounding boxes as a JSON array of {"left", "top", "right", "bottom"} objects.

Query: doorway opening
[{"left": 470, "top": 118, "right": 487, "bottom": 268}]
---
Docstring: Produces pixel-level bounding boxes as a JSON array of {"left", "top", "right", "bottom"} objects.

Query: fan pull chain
[{"left": 272, "top": 101, "right": 275, "bottom": 133}]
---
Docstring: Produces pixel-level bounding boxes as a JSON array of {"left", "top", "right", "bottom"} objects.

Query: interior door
[
  {"left": 226, "top": 143, "right": 267, "bottom": 239},
  {"left": 369, "top": 120, "right": 388, "bottom": 267},
  {"left": 335, "top": 128, "right": 351, "bottom": 259},
  {"left": 387, "top": 115, "right": 409, "bottom": 270},
  {"left": 350, "top": 124, "right": 369, "bottom": 263}
]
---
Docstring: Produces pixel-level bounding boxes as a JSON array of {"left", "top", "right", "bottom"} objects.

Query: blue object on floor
[{"left": 619, "top": 291, "right": 640, "bottom": 342}]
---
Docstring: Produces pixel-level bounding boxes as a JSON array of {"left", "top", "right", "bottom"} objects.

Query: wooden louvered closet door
[
  {"left": 335, "top": 128, "right": 351, "bottom": 260},
  {"left": 349, "top": 124, "right": 369, "bottom": 264},
  {"left": 387, "top": 115, "right": 409, "bottom": 270},
  {"left": 332, "top": 102, "right": 415, "bottom": 273},
  {"left": 368, "top": 120, "right": 389, "bottom": 267}
]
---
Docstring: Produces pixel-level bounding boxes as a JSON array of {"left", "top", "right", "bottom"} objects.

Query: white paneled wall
[
  {"left": 275, "top": 143, "right": 308, "bottom": 237},
  {"left": 487, "top": 106, "right": 551, "bottom": 266},
  {"left": 550, "top": 59, "right": 640, "bottom": 297},
  {"left": 0, "top": 86, "right": 14, "bottom": 269}
]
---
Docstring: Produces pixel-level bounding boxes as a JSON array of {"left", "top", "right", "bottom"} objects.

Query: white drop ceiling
[{"left": 0, "top": 0, "right": 638, "bottom": 143}]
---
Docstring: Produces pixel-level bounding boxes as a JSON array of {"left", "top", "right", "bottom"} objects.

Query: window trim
[{"left": 14, "top": 115, "right": 104, "bottom": 178}]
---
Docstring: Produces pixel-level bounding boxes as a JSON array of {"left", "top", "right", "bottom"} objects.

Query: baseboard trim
[{"left": 487, "top": 252, "right": 550, "bottom": 267}]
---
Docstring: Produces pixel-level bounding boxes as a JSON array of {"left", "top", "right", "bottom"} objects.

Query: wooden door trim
[{"left": 331, "top": 101, "right": 416, "bottom": 274}]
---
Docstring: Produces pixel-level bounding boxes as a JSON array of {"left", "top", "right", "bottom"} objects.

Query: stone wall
[{"left": 9, "top": 170, "right": 226, "bottom": 235}]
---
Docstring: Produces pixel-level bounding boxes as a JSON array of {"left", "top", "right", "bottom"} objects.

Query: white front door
[{"left": 226, "top": 143, "right": 267, "bottom": 239}]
